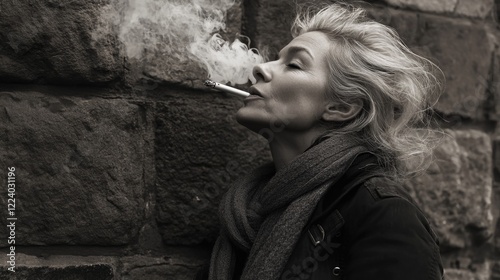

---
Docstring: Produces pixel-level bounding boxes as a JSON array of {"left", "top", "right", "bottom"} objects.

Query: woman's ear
[{"left": 321, "top": 99, "right": 363, "bottom": 122}]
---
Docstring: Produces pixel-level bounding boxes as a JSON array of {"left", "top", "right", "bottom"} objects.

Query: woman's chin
[{"left": 236, "top": 110, "right": 267, "bottom": 133}]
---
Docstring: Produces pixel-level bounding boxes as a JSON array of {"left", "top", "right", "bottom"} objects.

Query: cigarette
[{"left": 204, "top": 79, "right": 250, "bottom": 97}]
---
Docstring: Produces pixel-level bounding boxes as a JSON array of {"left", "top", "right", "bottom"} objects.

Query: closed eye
[{"left": 287, "top": 63, "right": 301, "bottom": 70}]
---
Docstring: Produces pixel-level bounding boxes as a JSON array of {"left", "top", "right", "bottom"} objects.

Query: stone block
[
  {"left": 415, "top": 15, "right": 494, "bottom": 119},
  {"left": 491, "top": 48, "right": 500, "bottom": 120},
  {"left": 0, "top": 89, "right": 149, "bottom": 245},
  {"left": 445, "top": 265, "right": 491, "bottom": 280},
  {"left": 121, "top": 254, "right": 207, "bottom": 280},
  {"left": 497, "top": 0, "right": 500, "bottom": 22},
  {"left": 382, "top": 0, "right": 457, "bottom": 14},
  {"left": 495, "top": 217, "right": 500, "bottom": 255},
  {"left": 494, "top": 139, "right": 500, "bottom": 183},
  {"left": 382, "top": 0, "right": 494, "bottom": 18},
  {"left": 366, "top": 8, "right": 496, "bottom": 120},
  {"left": 243, "top": 0, "right": 296, "bottom": 59},
  {"left": 154, "top": 92, "right": 270, "bottom": 245},
  {"left": 123, "top": 265, "right": 191, "bottom": 280},
  {"left": 0, "top": 265, "right": 114, "bottom": 280},
  {"left": 0, "top": 254, "right": 116, "bottom": 280},
  {"left": 366, "top": 7, "right": 419, "bottom": 46},
  {"left": 96, "top": 0, "right": 244, "bottom": 89},
  {"left": 405, "top": 130, "right": 493, "bottom": 251},
  {"left": 369, "top": 7, "right": 496, "bottom": 119},
  {"left": 0, "top": 0, "right": 122, "bottom": 84},
  {"left": 492, "top": 261, "right": 500, "bottom": 280},
  {"left": 445, "top": 269, "right": 474, "bottom": 280},
  {"left": 455, "top": 0, "right": 495, "bottom": 18}
]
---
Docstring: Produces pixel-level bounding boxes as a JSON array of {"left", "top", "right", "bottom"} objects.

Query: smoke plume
[{"left": 98, "top": 0, "right": 264, "bottom": 85}]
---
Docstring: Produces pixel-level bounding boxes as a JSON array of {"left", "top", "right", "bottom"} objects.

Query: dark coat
[
  {"left": 196, "top": 154, "right": 444, "bottom": 280},
  {"left": 281, "top": 155, "right": 444, "bottom": 280}
]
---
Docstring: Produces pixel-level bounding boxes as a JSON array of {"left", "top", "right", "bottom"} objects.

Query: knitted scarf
[{"left": 208, "top": 133, "right": 367, "bottom": 280}]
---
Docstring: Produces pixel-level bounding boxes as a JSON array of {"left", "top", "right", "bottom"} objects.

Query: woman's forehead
[{"left": 282, "top": 31, "right": 330, "bottom": 57}]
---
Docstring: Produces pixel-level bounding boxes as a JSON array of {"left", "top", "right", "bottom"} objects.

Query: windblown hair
[{"left": 291, "top": 3, "right": 443, "bottom": 178}]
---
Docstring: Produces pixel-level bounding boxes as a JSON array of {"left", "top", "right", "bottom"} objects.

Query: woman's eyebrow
[{"left": 279, "top": 46, "right": 314, "bottom": 60}]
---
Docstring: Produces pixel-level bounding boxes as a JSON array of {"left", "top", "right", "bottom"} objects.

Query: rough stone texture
[
  {"left": 445, "top": 268, "right": 490, "bottom": 280},
  {"left": 120, "top": 254, "right": 207, "bottom": 280},
  {"left": 496, "top": 217, "right": 500, "bottom": 257},
  {"left": 0, "top": 265, "right": 114, "bottom": 280},
  {"left": 445, "top": 269, "right": 473, "bottom": 280},
  {"left": 455, "top": 0, "right": 495, "bottom": 18},
  {"left": 243, "top": 0, "right": 295, "bottom": 60},
  {"left": 382, "top": 0, "right": 494, "bottom": 18},
  {"left": 96, "top": 0, "right": 245, "bottom": 89},
  {"left": 366, "top": 7, "right": 420, "bottom": 46},
  {"left": 0, "top": 254, "right": 116, "bottom": 280},
  {"left": 494, "top": 139, "right": 500, "bottom": 186},
  {"left": 155, "top": 92, "right": 270, "bottom": 245},
  {"left": 382, "top": 0, "right": 458, "bottom": 14},
  {"left": 492, "top": 261, "right": 500, "bottom": 280},
  {"left": 405, "top": 130, "right": 493, "bottom": 251},
  {"left": 497, "top": 0, "right": 500, "bottom": 21},
  {"left": 410, "top": 14, "right": 493, "bottom": 118},
  {"left": 444, "top": 262, "right": 491, "bottom": 280},
  {"left": 123, "top": 264, "right": 192, "bottom": 280},
  {"left": 353, "top": 7, "right": 496, "bottom": 119},
  {"left": 491, "top": 48, "right": 500, "bottom": 120},
  {"left": 0, "top": 0, "right": 122, "bottom": 84},
  {"left": 493, "top": 138, "right": 500, "bottom": 256},
  {"left": 0, "top": 90, "right": 149, "bottom": 245}
]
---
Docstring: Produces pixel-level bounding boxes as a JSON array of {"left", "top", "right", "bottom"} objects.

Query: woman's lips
[
  {"left": 244, "top": 94, "right": 264, "bottom": 103},
  {"left": 244, "top": 86, "right": 264, "bottom": 103}
]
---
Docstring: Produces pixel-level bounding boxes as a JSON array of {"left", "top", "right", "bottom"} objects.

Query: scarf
[{"left": 209, "top": 133, "right": 367, "bottom": 280}]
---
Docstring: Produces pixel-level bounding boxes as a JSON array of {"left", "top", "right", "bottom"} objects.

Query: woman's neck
[{"left": 269, "top": 128, "right": 327, "bottom": 171}]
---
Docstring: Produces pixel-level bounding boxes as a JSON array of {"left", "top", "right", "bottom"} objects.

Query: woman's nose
[{"left": 252, "top": 62, "right": 272, "bottom": 83}]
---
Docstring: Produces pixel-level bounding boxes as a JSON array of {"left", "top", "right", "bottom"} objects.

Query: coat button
[{"left": 332, "top": 266, "right": 341, "bottom": 276}]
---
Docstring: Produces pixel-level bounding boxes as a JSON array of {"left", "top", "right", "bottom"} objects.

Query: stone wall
[{"left": 0, "top": 0, "right": 499, "bottom": 279}]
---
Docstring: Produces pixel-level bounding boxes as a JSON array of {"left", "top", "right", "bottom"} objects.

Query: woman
[{"left": 200, "top": 3, "right": 444, "bottom": 280}]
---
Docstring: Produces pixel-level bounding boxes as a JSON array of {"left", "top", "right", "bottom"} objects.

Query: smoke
[{"left": 99, "top": 0, "right": 264, "bottom": 85}]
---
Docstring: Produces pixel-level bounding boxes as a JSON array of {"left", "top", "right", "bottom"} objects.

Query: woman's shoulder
[
  {"left": 340, "top": 176, "right": 443, "bottom": 279},
  {"left": 299, "top": 175, "right": 443, "bottom": 279},
  {"left": 315, "top": 174, "right": 439, "bottom": 245},
  {"left": 344, "top": 176, "right": 432, "bottom": 226},
  {"left": 341, "top": 176, "right": 440, "bottom": 244},
  {"left": 361, "top": 176, "right": 417, "bottom": 204},
  {"left": 316, "top": 174, "right": 418, "bottom": 222}
]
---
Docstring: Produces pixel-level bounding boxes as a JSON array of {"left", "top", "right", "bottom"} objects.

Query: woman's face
[{"left": 236, "top": 31, "right": 332, "bottom": 133}]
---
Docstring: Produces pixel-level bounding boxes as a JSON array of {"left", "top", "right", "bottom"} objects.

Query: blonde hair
[{"left": 292, "top": 3, "right": 443, "bottom": 178}]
